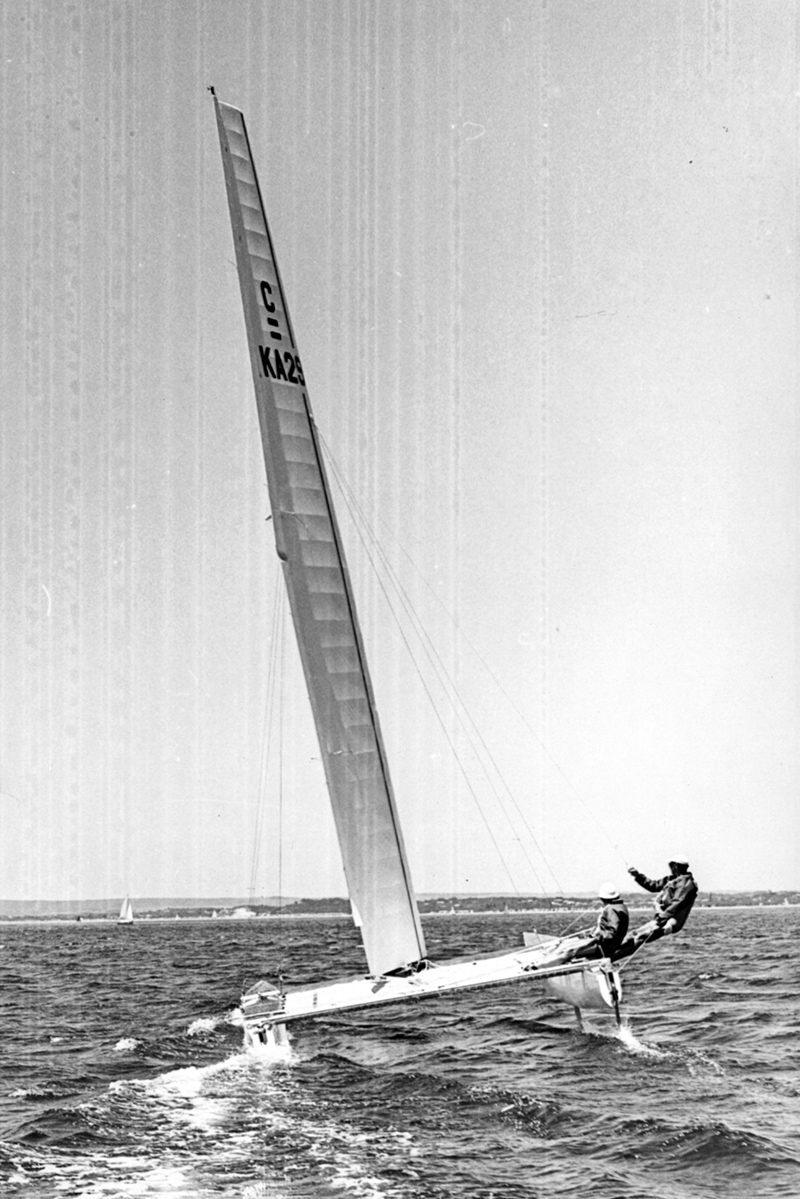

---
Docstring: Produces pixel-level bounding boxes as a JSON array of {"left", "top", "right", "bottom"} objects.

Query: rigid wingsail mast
[{"left": 212, "top": 95, "right": 426, "bottom": 977}]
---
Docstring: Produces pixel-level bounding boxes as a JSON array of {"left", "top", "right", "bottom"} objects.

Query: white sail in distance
[{"left": 213, "top": 97, "right": 426, "bottom": 977}]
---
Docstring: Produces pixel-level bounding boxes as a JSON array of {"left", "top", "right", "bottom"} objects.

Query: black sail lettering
[
  {"left": 284, "top": 352, "right": 297, "bottom": 383},
  {"left": 258, "top": 344, "right": 276, "bottom": 378},
  {"left": 273, "top": 350, "right": 288, "bottom": 381},
  {"left": 260, "top": 280, "right": 276, "bottom": 313}
]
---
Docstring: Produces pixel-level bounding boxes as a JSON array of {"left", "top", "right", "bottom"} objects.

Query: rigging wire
[
  {"left": 276, "top": 581, "right": 286, "bottom": 974},
  {"left": 248, "top": 565, "right": 289, "bottom": 982},
  {"left": 319, "top": 462, "right": 520, "bottom": 894},
  {"left": 321, "top": 433, "right": 629, "bottom": 877},
  {"left": 249, "top": 567, "right": 285, "bottom": 901},
  {"left": 322, "top": 437, "right": 564, "bottom": 897}
]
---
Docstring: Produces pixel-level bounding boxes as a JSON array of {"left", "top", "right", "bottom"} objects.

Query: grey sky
[{"left": 0, "top": 1, "right": 796, "bottom": 901}]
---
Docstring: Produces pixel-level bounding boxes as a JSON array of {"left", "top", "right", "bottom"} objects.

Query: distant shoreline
[{"left": 0, "top": 904, "right": 796, "bottom": 926}]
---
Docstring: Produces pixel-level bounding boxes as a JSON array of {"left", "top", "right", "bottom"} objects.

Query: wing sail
[{"left": 213, "top": 97, "right": 426, "bottom": 977}]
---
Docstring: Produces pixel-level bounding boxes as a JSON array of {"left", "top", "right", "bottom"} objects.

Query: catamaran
[{"left": 211, "top": 93, "right": 622, "bottom": 1046}]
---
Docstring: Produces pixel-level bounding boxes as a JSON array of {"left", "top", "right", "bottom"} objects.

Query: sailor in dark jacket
[
  {"left": 571, "top": 883, "right": 630, "bottom": 961},
  {"left": 613, "top": 855, "right": 698, "bottom": 960}
]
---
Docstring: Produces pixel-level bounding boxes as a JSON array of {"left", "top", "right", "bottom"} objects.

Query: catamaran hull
[
  {"left": 542, "top": 967, "right": 619, "bottom": 1013},
  {"left": 240, "top": 941, "right": 622, "bottom": 1041}
]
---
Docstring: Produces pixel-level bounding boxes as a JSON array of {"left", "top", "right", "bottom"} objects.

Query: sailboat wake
[{"left": 243, "top": 1035, "right": 296, "bottom": 1065}]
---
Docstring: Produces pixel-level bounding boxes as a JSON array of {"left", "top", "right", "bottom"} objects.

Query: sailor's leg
[
  {"left": 613, "top": 919, "right": 665, "bottom": 960},
  {"left": 573, "top": 1006, "right": 584, "bottom": 1033},
  {"left": 611, "top": 937, "right": 635, "bottom": 961},
  {"left": 540, "top": 936, "right": 597, "bottom": 968},
  {"left": 636, "top": 920, "right": 666, "bottom": 948},
  {"left": 570, "top": 942, "right": 602, "bottom": 963}
]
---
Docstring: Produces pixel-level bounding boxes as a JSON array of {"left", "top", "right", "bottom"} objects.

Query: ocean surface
[{"left": 0, "top": 908, "right": 798, "bottom": 1198}]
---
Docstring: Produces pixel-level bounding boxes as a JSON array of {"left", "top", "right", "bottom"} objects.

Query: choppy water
[{"left": 0, "top": 908, "right": 798, "bottom": 1197}]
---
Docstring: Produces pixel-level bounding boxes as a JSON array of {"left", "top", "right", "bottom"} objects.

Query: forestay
[{"left": 213, "top": 98, "right": 426, "bottom": 977}]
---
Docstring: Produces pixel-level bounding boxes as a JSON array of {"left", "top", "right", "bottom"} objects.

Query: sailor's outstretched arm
[{"left": 627, "top": 867, "right": 665, "bottom": 893}]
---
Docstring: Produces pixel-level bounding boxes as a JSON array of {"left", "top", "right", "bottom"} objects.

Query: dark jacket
[
  {"left": 630, "top": 868, "right": 698, "bottom": 931},
  {"left": 594, "top": 899, "right": 629, "bottom": 954}
]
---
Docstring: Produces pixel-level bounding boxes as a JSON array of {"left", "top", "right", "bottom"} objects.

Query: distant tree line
[{"left": 5, "top": 890, "right": 799, "bottom": 921}]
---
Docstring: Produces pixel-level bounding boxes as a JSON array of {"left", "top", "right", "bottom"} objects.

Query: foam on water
[
  {"left": 114, "top": 1037, "right": 140, "bottom": 1052},
  {"left": 4, "top": 1148, "right": 195, "bottom": 1199},
  {"left": 685, "top": 1048, "right": 726, "bottom": 1078},
  {"left": 11, "top": 1053, "right": 300, "bottom": 1196},
  {"left": 243, "top": 1028, "right": 296, "bottom": 1061},
  {"left": 615, "top": 1019, "right": 669, "bottom": 1058},
  {"left": 154, "top": 1051, "right": 410, "bottom": 1197},
  {"left": 186, "top": 1016, "right": 219, "bottom": 1036},
  {"left": 64, "top": 1163, "right": 194, "bottom": 1197},
  {"left": 117, "top": 1052, "right": 268, "bottom": 1132}
]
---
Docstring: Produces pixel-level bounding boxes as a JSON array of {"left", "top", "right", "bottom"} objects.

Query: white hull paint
[
  {"left": 542, "top": 966, "right": 619, "bottom": 1013},
  {"left": 240, "top": 938, "right": 621, "bottom": 1041}
]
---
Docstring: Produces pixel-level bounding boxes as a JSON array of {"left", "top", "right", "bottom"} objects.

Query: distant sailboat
[
  {"left": 211, "top": 93, "right": 622, "bottom": 1045},
  {"left": 118, "top": 896, "right": 134, "bottom": 925}
]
